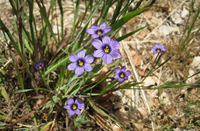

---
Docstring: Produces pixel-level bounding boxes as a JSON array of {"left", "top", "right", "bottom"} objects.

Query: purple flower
[
  {"left": 64, "top": 98, "right": 85, "bottom": 116},
  {"left": 151, "top": 44, "right": 167, "bottom": 54},
  {"left": 86, "top": 23, "right": 111, "bottom": 39},
  {"left": 35, "top": 62, "right": 44, "bottom": 70},
  {"left": 92, "top": 36, "right": 121, "bottom": 64},
  {"left": 67, "top": 50, "right": 94, "bottom": 75},
  {"left": 114, "top": 66, "right": 131, "bottom": 82}
]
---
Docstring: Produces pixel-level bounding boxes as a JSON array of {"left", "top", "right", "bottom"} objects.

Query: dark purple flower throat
[
  {"left": 71, "top": 104, "right": 78, "bottom": 110},
  {"left": 119, "top": 72, "right": 125, "bottom": 78},
  {"left": 96, "top": 28, "right": 103, "bottom": 35},
  {"left": 77, "top": 59, "right": 85, "bottom": 67},
  {"left": 103, "top": 45, "right": 111, "bottom": 54}
]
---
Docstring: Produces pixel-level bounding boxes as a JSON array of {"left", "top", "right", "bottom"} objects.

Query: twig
[
  {"left": 0, "top": 58, "right": 12, "bottom": 72},
  {"left": 3, "top": 111, "right": 36, "bottom": 131}
]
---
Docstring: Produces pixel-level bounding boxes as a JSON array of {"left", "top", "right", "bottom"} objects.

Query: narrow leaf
[
  {"left": 110, "top": 7, "right": 150, "bottom": 33},
  {"left": 10, "top": 89, "right": 34, "bottom": 94},
  {"left": 0, "top": 86, "right": 9, "bottom": 102},
  {"left": 116, "top": 26, "right": 147, "bottom": 41},
  {"left": 40, "top": 121, "right": 53, "bottom": 131}
]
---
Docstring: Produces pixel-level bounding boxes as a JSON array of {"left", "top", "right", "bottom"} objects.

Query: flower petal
[
  {"left": 67, "top": 63, "right": 77, "bottom": 70},
  {"left": 160, "top": 45, "right": 167, "bottom": 51},
  {"left": 124, "top": 70, "right": 131, "bottom": 80},
  {"left": 78, "top": 103, "right": 85, "bottom": 109},
  {"left": 77, "top": 50, "right": 85, "bottom": 57},
  {"left": 86, "top": 29, "right": 95, "bottom": 34},
  {"left": 91, "top": 34, "right": 100, "bottom": 39},
  {"left": 118, "top": 78, "right": 125, "bottom": 82},
  {"left": 154, "top": 51, "right": 159, "bottom": 54},
  {"left": 110, "top": 40, "right": 120, "bottom": 49},
  {"left": 67, "top": 98, "right": 74, "bottom": 105},
  {"left": 75, "top": 98, "right": 83, "bottom": 103},
  {"left": 154, "top": 43, "right": 160, "bottom": 47},
  {"left": 93, "top": 50, "right": 104, "bottom": 58},
  {"left": 69, "top": 54, "right": 78, "bottom": 62},
  {"left": 92, "top": 39, "right": 102, "bottom": 49},
  {"left": 121, "top": 66, "right": 126, "bottom": 71},
  {"left": 151, "top": 47, "right": 155, "bottom": 50},
  {"left": 91, "top": 25, "right": 98, "bottom": 29},
  {"left": 100, "top": 23, "right": 107, "bottom": 29},
  {"left": 103, "top": 27, "right": 111, "bottom": 33},
  {"left": 102, "top": 36, "right": 110, "bottom": 44},
  {"left": 75, "top": 67, "right": 84, "bottom": 75},
  {"left": 125, "top": 70, "right": 131, "bottom": 76},
  {"left": 114, "top": 74, "right": 119, "bottom": 79},
  {"left": 103, "top": 54, "right": 113, "bottom": 64},
  {"left": 68, "top": 110, "right": 76, "bottom": 116},
  {"left": 84, "top": 63, "right": 92, "bottom": 72},
  {"left": 110, "top": 50, "right": 121, "bottom": 59},
  {"left": 152, "top": 48, "right": 158, "bottom": 54},
  {"left": 64, "top": 105, "right": 71, "bottom": 110},
  {"left": 114, "top": 67, "right": 121, "bottom": 73},
  {"left": 124, "top": 76, "right": 128, "bottom": 79},
  {"left": 85, "top": 55, "right": 94, "bottom": 63},
  {"left": 74, "top": 109, "right": 81, "bottom": 115},
  {"left": 76, "top": 98, "right": 85, "bottom": 109}
]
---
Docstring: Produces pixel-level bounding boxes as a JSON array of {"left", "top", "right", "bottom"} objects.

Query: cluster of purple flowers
[
  {"left": 34, "top": 23, "right": 167, "bottom": 117},
  {"left": 87, "top": 23, "right": 121, "bottom": 65},
  {"left": 67, "top": 23, "right": 130, "bottom": 80},
  {"left": 64, "top": 23, "right": 167, "bottom": 117},
  {"left": 32, "top": 22, "right": 168, "bottom": 118},
  {"left": 65, "top": 23, "right": 132, "bottom": 116}
]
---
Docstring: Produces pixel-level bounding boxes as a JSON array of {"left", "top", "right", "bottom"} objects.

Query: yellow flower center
[
  {"left": 156, "top": 49, "right": 161, "bottom": 53},
  {"left": 72, "top": 104, "right": 77, "bottom": 110},
  {"left": 96, "top": 28, "right": 102, "bottom": 35},
  {"left": 38, "top": 65, "right": 42, "bottom": 69},
  {"left": 78, "top": 60, "right": 84, "bottom": 66},
  {"left": 104, "top": 46, "right": 110, "bottom": 53},
  {"left": 97, "top": 30, "right": 102, "bottom": 35},
  {"left": 120, "top": 73, "right": 125, "bottom": 78}
]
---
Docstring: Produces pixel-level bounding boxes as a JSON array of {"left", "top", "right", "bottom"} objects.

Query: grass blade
[
  {"left": 116, "top": 26, "right": 147, "bottom": 41},
  {"left": 40, "top": 121, "right": 53, "bottom": 131},
  {"left": 0, "top": 86, "right": 9, "bottom": 102},
  {"left": 110, "top": 7, "right": 150, "bottom": 33}
]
